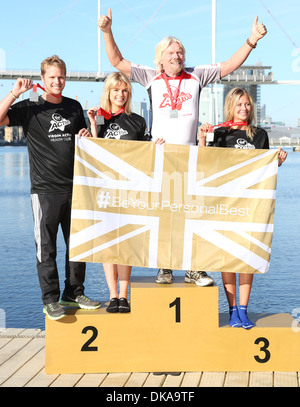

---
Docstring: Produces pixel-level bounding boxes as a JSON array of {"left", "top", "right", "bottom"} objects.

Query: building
[
  {"left": 221, "top": 63, "right": 273, "bottom": 125},
  {"left": 260, "top": 104, "right": 266, "bottom": 122},
  {"left": 198, "top": 64, "right": 274, "bottom": 126},
  {"left": 132, "top": 101, "right": 151, "bottom": 130},
  {"left": 0, "top": 125, "right": 25, "bottom": 145},
  {"left": 199, "top": 85, "right": 224, "bottom": 125}
]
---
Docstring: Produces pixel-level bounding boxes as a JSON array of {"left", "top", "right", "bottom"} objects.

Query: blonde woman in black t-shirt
[
  {"left": 198, "top": 87, "right": 287, "bottom": 329},
  {"left": 88, "top": 72, "right": 164, "bottom": 313}
]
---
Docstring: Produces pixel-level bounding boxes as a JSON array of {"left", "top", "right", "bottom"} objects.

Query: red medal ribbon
[
  {"left": 32, "top": 83, "right": 62, "bottom": 99},
  {"left": 96, "top": 107, "right": 125, "bottom": 120},
  {"left": 209, "top": 120, "right": 248, "bottom": 132},
  {"left": 162, "top": 72, "right": 184, "bottom": 110}
]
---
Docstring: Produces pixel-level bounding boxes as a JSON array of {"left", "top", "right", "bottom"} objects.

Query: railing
[
  {"left": 0, "top": 69, "right": 109, "bottom": 82},
  {"left": 220, "top": 72, "right": 273, "bottom": 84},
  {"left": 0, "top": 67, "right": 275, "bottom": 84},
  {"left": 269, "top": 138, "right": 300, "bottom": 146}
]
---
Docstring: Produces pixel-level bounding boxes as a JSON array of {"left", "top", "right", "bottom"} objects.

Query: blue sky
[{"left": 0, "top": 0, "right": 299, "bottom": 126}]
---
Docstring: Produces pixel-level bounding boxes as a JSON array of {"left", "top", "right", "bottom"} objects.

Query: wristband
[
  {"left": 246, "top": 38, "right": 257, "bottom": 49},
  {"left": 10, "top": 90, "right": 19, "bottom": 100}
]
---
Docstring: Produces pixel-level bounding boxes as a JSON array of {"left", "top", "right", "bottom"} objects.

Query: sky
[{"left": 0, "top": 0, "right": 299, "bottom": 127}]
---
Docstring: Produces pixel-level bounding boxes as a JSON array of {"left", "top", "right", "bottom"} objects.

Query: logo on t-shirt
[
  {"left": 49, "top": 113, "right": 71, "bottom": 132},
  {"left": 105, "top": 123, "right": 128, "bottom": 139},
  {"left": 235, "top": 138, "right": 255, "bottom": 149},
  {"left": 159, "top": 85, "right": 192, "bottom": 110}
]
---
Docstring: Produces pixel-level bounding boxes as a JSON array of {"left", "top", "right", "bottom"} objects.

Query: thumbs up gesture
[
  {"left": 251, "top": 16, "right": 267, "bottom": 41},
  {"left": 97, "top": 8, "right": 112, "bottom": 33}
]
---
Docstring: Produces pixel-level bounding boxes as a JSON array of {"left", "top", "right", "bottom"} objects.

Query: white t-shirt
[{"left": 130, "top": 64, "right": 221, "bottom": 145}]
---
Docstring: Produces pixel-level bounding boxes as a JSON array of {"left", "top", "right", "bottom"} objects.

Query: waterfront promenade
[
  {"left": 0, "top": 327, "right": 299, "bottom": 388},
  {"left": 269, "top": 137, "right": 300, "bottom": 147}
]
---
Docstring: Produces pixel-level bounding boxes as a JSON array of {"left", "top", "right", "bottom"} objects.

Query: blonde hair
[
  {"left": 224, "top": 87, "right": 256, "bottom": 140},
  {"left": 154, "top": 36, "right": 186, "bottom": 73},
  {"left": 101, "top": 72, "right": 132, "bottom": 114},
  {"left": 40, "top": 55, "right": 66, "bottom": 76}
]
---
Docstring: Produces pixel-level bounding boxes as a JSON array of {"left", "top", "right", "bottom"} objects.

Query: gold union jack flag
[{"left": 69, "top": 137, "right": 278, "bottom": 274}]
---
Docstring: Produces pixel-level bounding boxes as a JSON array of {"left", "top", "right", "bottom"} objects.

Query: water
[{"left": 0, "top": 146, "right": 299, "bottom": 330}]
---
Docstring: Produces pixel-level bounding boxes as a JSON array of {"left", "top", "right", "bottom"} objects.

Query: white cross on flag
[{"left": 70, "top": 137, "right": 278, "bottom": 274}]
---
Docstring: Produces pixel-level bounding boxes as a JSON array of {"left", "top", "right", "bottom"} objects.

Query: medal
[
  {"left": 29, "top": 83, "right": 62, "bottom": 101},
  {"left": 209, "top": 120, "right": 248, "bottom": 131},
  {"left": 206, "top": 132, "right": 215, "bottom": 143},
  {"left": 96, "top": 115, "right": 105, "bottom": 125},
  {"left": 95, "top": 107, "right": 125, "bottom": 125},
  {"left": 169, "top": 110, "right": 178, "bottom": 118},
  {"left": 30, "top": 84, "right": 39, "bottom": 102},
  {"left": 163, "top": 72, "right": 184, "bottom": 120},
  {"left": 205, "top": 121, "right": 249, "bottom": 144}
]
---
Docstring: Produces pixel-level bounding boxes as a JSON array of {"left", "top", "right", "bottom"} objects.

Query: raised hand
[
  {"left": 87, "top": 107, "right": 98, "bottom": 124},
  {"left": 198, "top": 122, "right": 212, "bottom": 146},
  {"left": 12, "top": 78, "right": 33, "bottom": 98},
  {"left": 251, "top": 16, "right": 267, "bottom": 41},
  {"left": 97, "top": 8, "right": 112, "bottom": 33}
]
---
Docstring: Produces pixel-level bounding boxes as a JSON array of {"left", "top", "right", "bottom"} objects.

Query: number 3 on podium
[{"left": 254, "top": 337, "right": 271, "bottom": 363}]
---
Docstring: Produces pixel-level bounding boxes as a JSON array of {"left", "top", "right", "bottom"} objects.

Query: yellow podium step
[{"left": 45, "top": 276, "right": 300, "bottom": 374}]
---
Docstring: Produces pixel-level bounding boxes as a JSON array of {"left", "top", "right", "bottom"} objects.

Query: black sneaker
[
  {"left": 43, "top": 302, "right": 66, "bottom": 320},
  {"left": 118, "top": 298, "right": 130, "bottom": 313},
  {"left": 60, "top": 294, "right": 101, "bottom": 310},
  {"left": 106, "top": 297, "right": 119, "bottom": 313}
]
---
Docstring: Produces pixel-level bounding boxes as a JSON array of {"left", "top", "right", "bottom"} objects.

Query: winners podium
[{"left": 45, "top": 276, "right": 300, "bottom": 374}]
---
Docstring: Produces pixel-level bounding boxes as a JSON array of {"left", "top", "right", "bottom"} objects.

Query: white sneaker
[
  {"left": 185, "top": 271, "right": 214, "bottom": 287},
  {"left": 156, "top": 269, "right": 173, "bottom": 284}
]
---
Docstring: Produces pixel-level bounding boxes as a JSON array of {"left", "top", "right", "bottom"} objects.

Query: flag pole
[
  {"left": 97, "top": 0, "right": 101, "bottom": 76},
  {"left": 212, "top": 0, "right": 218, "bottom": 124}
]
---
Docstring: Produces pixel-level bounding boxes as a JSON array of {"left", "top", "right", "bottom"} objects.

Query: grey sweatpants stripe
[{"left": 31, "top": 194, "right": 42, "bottom": 262}]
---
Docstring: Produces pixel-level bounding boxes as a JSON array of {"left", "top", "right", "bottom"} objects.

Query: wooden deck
[{"left": 0, "top": 328, "right": 299, "bottom": 387}]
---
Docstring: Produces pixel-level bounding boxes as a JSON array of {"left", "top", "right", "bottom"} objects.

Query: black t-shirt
[
  {"left": 93, "top": 112, "right": 147, "bottom": 141},
  {"left": 7, "top": 96, "right": 86, "bottom": 194},
  {"left": 209, "top": 127, "right": 269, "bottom": 149}
]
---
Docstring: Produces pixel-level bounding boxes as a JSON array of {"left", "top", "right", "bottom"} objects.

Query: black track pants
[{"left": 31, "top": 193, "right": 85, "bottom": 305}]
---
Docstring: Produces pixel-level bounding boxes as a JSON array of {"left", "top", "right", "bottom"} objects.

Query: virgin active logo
[{"left": 49, "top": 113, "right": 71, "bottom": 132}]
